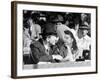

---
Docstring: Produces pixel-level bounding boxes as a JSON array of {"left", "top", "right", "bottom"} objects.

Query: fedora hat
[{"left": 42, "top": 23, "right": 57, "bottom": 36}]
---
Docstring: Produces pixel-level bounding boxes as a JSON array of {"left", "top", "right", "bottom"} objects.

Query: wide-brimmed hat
[
  {"left": 41, "top": 23, "right": 57, "bottom": 36},
  {"left": 79, "top": 25, "right": 90, "bottom": 30}
]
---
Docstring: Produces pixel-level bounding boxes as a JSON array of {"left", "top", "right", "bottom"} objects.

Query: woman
[{"left": 59, "top": 30, "right": 79, "bottom": 61}]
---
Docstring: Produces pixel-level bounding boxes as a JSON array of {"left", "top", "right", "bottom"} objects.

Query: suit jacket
[{"left": 30, "top": 39, "right": 59, "bottom": 64}]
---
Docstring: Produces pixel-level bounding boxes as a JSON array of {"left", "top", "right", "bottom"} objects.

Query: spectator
[
  {"left": 58, "top": 30, "right": 79, "bottom": 61},
  {"left": 30, "top": 23, "right": 59, "bottom": 64},
  {"left": 28, "top": 13, "right": 42, "bottom": 41},
  {"left": 77, "top": 25, "right": 91, "bottom": 58},
  {"left": 23, "top": 23, "right": 31, "bottom": 55},
  {"left": 51, "top": 14, "right": 71, "bottom": 41}
]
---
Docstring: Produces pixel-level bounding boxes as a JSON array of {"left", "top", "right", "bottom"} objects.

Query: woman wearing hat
[{"left": 58, "top": 30, "right": 79, "bottom": 61}]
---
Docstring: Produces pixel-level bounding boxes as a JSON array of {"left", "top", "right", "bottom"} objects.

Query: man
[
  {"left": 56, "top": 30, "right": 78, "bottom": 61},
  {"left": 30, "top": 23, "right": 59, "bottom": 64},
  {"left": 28, "top": 13, "right": 42, "bottom": 41},
  {"left": 77, "top": 25, "right": 91, "bottom": 59}
]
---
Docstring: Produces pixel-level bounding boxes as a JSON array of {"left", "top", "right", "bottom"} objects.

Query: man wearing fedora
[
  {"left": 76, "top": 25, "right": 91, "bottom": 60},
  {"left": 30, "top": 23, "right": 60, "bottom": 64}
]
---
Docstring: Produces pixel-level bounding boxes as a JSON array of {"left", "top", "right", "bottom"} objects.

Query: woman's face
[{"left": 64, "top": 34, "right": 73, "bottom": 45}]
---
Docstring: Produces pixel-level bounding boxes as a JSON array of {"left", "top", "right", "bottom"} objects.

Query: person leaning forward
[{"left": 30, "top": 23, "right": 59, "bottom": 64}]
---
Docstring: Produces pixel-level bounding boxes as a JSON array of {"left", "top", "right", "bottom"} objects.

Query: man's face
[
  {"left": 82, "top": 29, "right": 88, "bottom": 36},
  {"left": 48, "top": 35, "right": 59, "bottom": 45}
]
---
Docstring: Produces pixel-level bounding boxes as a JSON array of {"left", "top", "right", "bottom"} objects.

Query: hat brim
[
  {"left": 41, "top": 32, "right": 57, "bottom": 36},
  {"left": 52, "top": 20, "right": 64, "bottom": 22},
  {"left": 79, "top": 27, "right": 90, "bottom": 30}
]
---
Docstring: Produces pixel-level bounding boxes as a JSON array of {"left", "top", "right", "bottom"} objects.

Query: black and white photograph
[
  {"left": 11, "top": 1, "right": 97, "bottom": 78},
  {"left": 23, "top": 10, "right": 91, "bottom": 68}
]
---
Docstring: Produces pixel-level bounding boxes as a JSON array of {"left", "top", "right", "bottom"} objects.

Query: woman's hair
[{"left": 64, "top": 30, "right": 78, "bottom": 51}]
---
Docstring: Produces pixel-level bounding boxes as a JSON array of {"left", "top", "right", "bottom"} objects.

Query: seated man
[
  {"left": 77, "top": 25, "right": 91, "bottom": 59},
  {"left": 30, "top": 23, "right": 59, "bottom": 64}
]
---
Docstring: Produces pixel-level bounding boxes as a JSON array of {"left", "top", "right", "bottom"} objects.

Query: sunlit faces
[
  {"left": 47, "top": 35, "right": 59, "bottom": 45},
  {"left": 64, "top": 34, "right": 73, "bottom": 45}
]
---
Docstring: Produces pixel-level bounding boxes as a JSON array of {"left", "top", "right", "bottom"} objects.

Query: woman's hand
[
  {"left": 62, "top": 45, "right": 75, "bottom": 61},
  {"left": 61, "top": 55, "right": 75, "bottom": 62}
]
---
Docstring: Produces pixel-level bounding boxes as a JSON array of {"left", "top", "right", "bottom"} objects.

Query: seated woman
[{"left": 58, "top": 30, "right": 79, "bottom": 61}]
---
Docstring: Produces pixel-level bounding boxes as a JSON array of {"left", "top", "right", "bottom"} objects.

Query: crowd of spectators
[{"left": 23, "top": 10, "right": 91, "bottom": 64}]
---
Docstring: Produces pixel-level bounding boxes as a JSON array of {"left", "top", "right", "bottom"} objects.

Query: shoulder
[{"left": 30, "top": 40, "right": 43, "bottom": 48}]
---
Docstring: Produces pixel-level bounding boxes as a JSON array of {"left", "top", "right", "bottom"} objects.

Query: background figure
[
  {"left": 23, "top": 26, "right": 31, "bottom": 55},
  {"left": 51, "top": 14, "right": 71, "bottom": 41},
  {"left": 29, "top": 13, "right": 42, "bottom": 41},
  {"left": 23, "top": 12, "right": 32, "bottom": 55},
  {"left": 80, "top": 13, "right": 90, "bottom": 27},
  {"left": 77, "top": 25, "right": 91, "bottom": 59}
]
